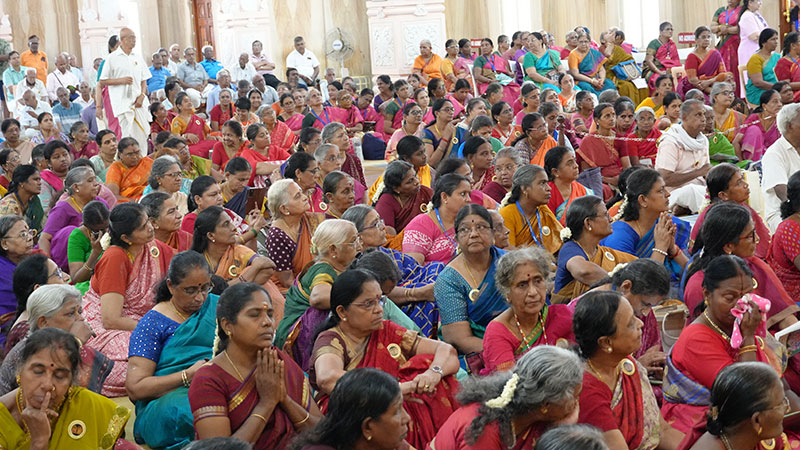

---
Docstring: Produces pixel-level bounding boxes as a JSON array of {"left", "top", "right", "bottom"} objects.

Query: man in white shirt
[
  {"left": 67, "top": 54, "right": 84, "bottom": 83},
  {"left": 763, "top": 103, "right": 800, "bottom": 231},
  {"left": 16, "top": 68, "right": 48, "bottom": 104},
  {"left": 46, "top": 54, "right": 80, "bottom": 102},
  {"left": 285, "top": 36, "right": 319, "bottom": 88},
  {"left": 17, "top": 89, "right": 52, "bottom": 138},
  {"left": 99, "top": 27, "right": 151, "bottom": 154},
  {"left": 230, "top": 53, "right": 257, "bottom": 83},
  {"left": 250, "top": 40, "right": 279, "bottom": 88},
  {"left": 167, "top": 44, "right": 182, "bottom": 76},
  {"left": 74, "top": 81, "right": 93, "bottom": 108}
]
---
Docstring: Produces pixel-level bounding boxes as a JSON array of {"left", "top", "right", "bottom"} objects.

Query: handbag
[{"left": 611, "top": 59, "right": 642, "bottom": 81}]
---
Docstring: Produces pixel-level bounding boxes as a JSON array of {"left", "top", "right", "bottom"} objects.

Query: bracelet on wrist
[{"left": 652, "top": 248, "right": 668, "bottom": 257}]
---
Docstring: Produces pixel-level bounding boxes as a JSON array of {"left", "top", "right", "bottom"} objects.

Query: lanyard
[
  {"left": 487, "top": 54, "right": 496, "bottom": 72},
  {"left": 723, "top": 9, "right": 734, "bottom": 25},
  {"left": 310, "top": 107, "right": 330, "bottom": 126},
  {"left": 516, "top": 201, "right": 543, "bottom": 247},
  {"left": 434, "top": 208, "right": 458, "bottom": 248}
]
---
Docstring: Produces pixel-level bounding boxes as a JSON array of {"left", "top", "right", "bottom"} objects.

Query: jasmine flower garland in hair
[
  {"left": 486, "top": 373, "right": 519, "bottom": 409},
  {"left": 560, "top": 227, "right": 572, "bottom": 241},
  {"left": 608, "top": 262, "right": 627, "bottom": 277}
]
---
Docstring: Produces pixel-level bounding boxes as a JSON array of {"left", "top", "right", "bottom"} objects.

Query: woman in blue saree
[
  {"left": 126, "top": 251, "right": 218, "bottom": 450},
  {"left": 568, "top": 33, "right": 616, "bottom": 96},
  {"left": 220, "top": 156, "right": 253, "bottom": 219},
  {"left": 600, "top": 168, "right": 690, "bottom": 284},
  {"left": 433, "top": 204, "right": 507, "bottom": 372},
  {"left": 523, "top": 31, "right": 565, "bottom": 93},
  {"left": 342, "top": 204, "right": 445, "bottom": 338}
]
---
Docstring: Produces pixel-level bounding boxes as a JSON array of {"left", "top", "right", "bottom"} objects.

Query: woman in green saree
[{"left": 0, "top": 165, "right": 44, "bottom": 233}]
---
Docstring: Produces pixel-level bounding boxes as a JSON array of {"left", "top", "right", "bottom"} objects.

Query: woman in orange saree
[
  {"left": 105, "top": 138, "right": 153, "bottom": 202},
  {"left": 310, "top": 269, "right": 460, "bottom": 450}
]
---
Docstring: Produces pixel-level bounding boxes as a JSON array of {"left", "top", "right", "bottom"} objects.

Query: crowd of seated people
[{"left": 6, "top": 5, "right": 800, "bottom": 448}]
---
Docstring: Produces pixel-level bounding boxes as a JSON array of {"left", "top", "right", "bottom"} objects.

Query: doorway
[{"left": 192, "top": 0, "right": 215, "bottom": 52}]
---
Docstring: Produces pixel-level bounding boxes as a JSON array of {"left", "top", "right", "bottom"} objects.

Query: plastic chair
[{"left": 671, "top": 66, "right": 686, "bottom": 90}]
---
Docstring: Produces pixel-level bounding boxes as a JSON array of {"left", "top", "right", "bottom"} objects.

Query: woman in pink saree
[
  {"left": 278, "top": 93, "right": 305, "bottom": 134},
  {"left": 712, "top": 1, "right": 743, "bottom": 93},
  {"left": 678, "top": 27, "right": 734, "bottom": 97},
  {"left": 643, "top": 22, "right": 682, "bottom": 92},
  {"left": 735, "top": 89, "right": 782, "bottom": 162},
  {"left": 472, "top": 38, "right": 520, "bottom": 107}
]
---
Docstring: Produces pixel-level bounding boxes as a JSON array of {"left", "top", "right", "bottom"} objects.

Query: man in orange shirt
[{"left": 19, "top": 35, "right": 48, "bottom": 85}]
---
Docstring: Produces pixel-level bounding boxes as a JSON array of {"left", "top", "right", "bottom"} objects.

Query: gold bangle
[
  {"left": 293, "top": 411, "right": 310, "bottom": 426},
  {"left": 251, "top": 413, "right": 268, "bottom": 424},
  {"left": 181, "top": 370, "right": 190, "bottom": 387},
  {"left": 738, "top": 345, "right": 758, "bottom": 355}
]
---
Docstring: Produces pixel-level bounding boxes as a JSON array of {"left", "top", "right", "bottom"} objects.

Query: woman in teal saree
[
  {"left": 126, "top": 251, "right": 218, "bottom": 450},
  {"left": 568, "top": 34, "right": 617, "bottom": 96}
]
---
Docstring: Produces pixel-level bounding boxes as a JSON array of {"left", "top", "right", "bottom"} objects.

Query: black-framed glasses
[{"left": 456, "top": 224, "right": 492, "bottom": 236}]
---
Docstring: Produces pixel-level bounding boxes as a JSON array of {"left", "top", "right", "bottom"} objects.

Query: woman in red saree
[
  {"left": 82, "top": 203, "right": 174, "bottom": 396},
  {"left": 209, "top": 88, "right": 236, "bottom": 132},
  {"left": 240, "top": 123, "right": 291, "bottom": 187},
  {"left": 545, "top": 146, "right": 592, "bottom": 225},
  {"left": 141, "top": 192, "right": 192, "bottom": 252},
  {"left": 626, "top": 108, "right": 662, "bottom": 167},
  {"left": 374, "top": 161, "right": 434, "bottom": 238},
  {"left": 678, "top": 27, "right": 734, "bottom": 98},
  {"left": 171, "top": 92, "right": 219, "bottom": 159},
  {"left": 428, "top": 345, "right": 583, "bottom": 450},
  {"left": 643, "top": 22, "right": 682, "bottom": 92},
  {"left": 259, "top": 105, "right": 297, "bottom": 154},
  {"left": 189, "top": 283, "right": 321, "bottom": 450},
  {"left": 575, "top": 291, "right": 685, "bottom": 450},
  {"left": 310, "top": 269, "right": 460, "bottom": 450},
  {"left": 712, "top": 1, "right": 743, "bottom": 94},
  {"left": 482, "top": 148, "right": 522, "bottom": 204},
  {"left": 773, "top": 32, "right": 800, "bottom": 103},
  {"left": 335, "top": 90, "right": 365, "bottom": 136},
  {"left": 576, "top": 104, "right": 630, "bottom": 199},
  {"left": 211, "top": 120, "right": 249, "bottom": 173}
]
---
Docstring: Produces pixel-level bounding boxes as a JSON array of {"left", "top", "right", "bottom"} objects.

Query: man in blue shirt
[
  {"left": 199, "top": 45, "right": 224, "bottom": 84},
  {"left": 52, "top": 86, "right": 83, "bottom": 132},
  {"left": 147, "top": 52, "right": 171, "bottom": 93}
]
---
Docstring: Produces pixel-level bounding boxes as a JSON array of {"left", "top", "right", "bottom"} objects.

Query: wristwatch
[{"left": 429, "top": 365, "right": 443, "bottom": 375}]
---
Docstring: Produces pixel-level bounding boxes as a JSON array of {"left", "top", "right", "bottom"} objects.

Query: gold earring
[
  {"left": 757, "top": 425, "right": 763, "bottom": 437},
  {"left": 606, "top": 347, "right": 613, "bottom": 353},
  {"left": 366, "top": 435, "right": 372, "bottom": 441},
  {"left": 16, "top": 375, "right": 20, "bottom": 385},
  {"left": 541, "top": 407, "right": 548, "bottom": 414}
]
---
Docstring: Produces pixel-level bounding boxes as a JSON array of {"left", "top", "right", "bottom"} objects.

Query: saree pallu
[
  {"left": 547, "top": 181, "right": 592, "bottom": 225},
  {"left": 0, "top": 386, "right": 131, "bottom": 450},
  {"left": 715, "top": 109, "right": 745, "bottom": 144},
  {"left": 171, "top": 114, "right": 216, "bottom": 158},
  {"left": 573, "top": 48, "right": 617, "bottom": 94},
  {"left": 522, "top": 49, "right": 561, "bottom": 92},
  {"left": 605, "top": 45, "right": 648, "bottom": 104},
  {"left": 714, "top": 6, "right": 742, "bottom": 93},
  {"left": 69, "top": 141, "right": 99, "bottom": 160},
  {"left": 643, "top": 39, "right": 681, "bottom": 91},
  {"left": 215, "top": 244, "right": 286, "bottom": 327},
  {"left": 625, "top": 128, "right": 662, "bottom": 166},
  {"left": 481, "top": 304, "right": 574, "bottom": 373},
  {"left": 474, "top": 54, "right": 521, "bottom": 106},
  {"left": 739, "top": 114, "right": 780, "bottom": 162},
  {"left": 107, "top": 157, "right": 153, "bottom": 201},
  {"left": 270, "top": 120, "right": 298, "bottom": 152},
  {"left": 708, "top": 131, "right": 750, "bottom": 166},
  {"left": 378, "top": 246, "right": 444, "bottom": 338},
  {"left": 746, "top": 53, "right": 780, "bottom": 105},
  {"left": 240, "top": 146, "right": 290, "bottom": 186},
  {"left": 189, "top": 350, "right": 312, "bottom": 450},
  {"left": 444, "top": 93, "right": 467, "bottom": 119},
  {"left": 482, "top": 181, "right": 508, "bottom": 203},
  {"left": 40, "top": 169, "right": 64, "bottom": 197},
  {"left": 427, "top": 403, "right": 545, "bottom": 450},
  {"left": 576, "top": 134, "right": 624, "bottom": 179},
  {"left": 373, "top": 186, "right": 433, "bottom": 233},
  {"left": 134, "top": 294, "right": 217, "bottom": 450},
  {"left": 284, "top": 113, "right": 305, "bottom": 132},
  {"left": 774, "top": 57, "right": 800, "bottom": 102},
  {"left": 472, "top": 166, "right": 494, "bottom": 192},
  {"left": 163, "top": 229, "right": 192, "bottom": 252},
  {"left": 341, "top": 151, "right": 367, "bottom": 188},
  {"left": 579, "top": 358, "right": 661, "bottom": 450},
  {"left": 83, "top": 241, "right": 171, "bottom": 396},
  {"left": 311, "top": 321, "right": 459, "bottom": 450},
  {"left": 678, "top": 50, "right": 728, "bottom": 97},
  {"left": 690, "top": 202, "right": 769, "bottom": 260},
  {"left": 600, "top": 218, "right": 690, "bottom": 283},
  {"left": 552, "top": 245, "right": 636, "bottom": 303},
  {"left": 498, "top": 203, "right": 563, "bottom": 254},
  {"left": 769, "top": 219, "right": 800, "bottom": 301},
  {"left": 224, "top": 187, "right": 248, "bottom": 218}
]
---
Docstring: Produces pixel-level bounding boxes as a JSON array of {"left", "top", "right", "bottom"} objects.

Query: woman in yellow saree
[
  {"left": 0, "top": 328, "right": 134, "bottom": 449},
  {"left": 602, "top": 32, "right": 649, "bottom": 105}
]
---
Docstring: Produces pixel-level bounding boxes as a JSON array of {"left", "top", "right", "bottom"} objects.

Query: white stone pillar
[
  {"left": 0, "top": 4, "right": 12, "bottom": 43},
  {"left": 366, "top": 0, "right": 447, "bottom": 83},
  {"left": 78, "top": 0, "right": 126, "bottom": 71},
  {"left": 210, "top": 0, "right": 275, "bottom": 70}
]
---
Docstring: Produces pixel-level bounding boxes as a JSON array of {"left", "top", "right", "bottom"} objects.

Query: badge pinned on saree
[
  {"left": 620, "top": 358, "right": 636, "bottom": 376},
  {"left": 228, "top": 265, "right": 239, "bottom": 278},
  {"left": 451, "top": 136, "right": 458, "bottom": 144},
  {"left": 420, "top": 203, "right": 429, "bottom": 213},
  {"left": 604, "top": 251, "right": 615, "bottom": 262},
  {"left": 387, "top": 343, "right": 402, "bottom": 360},
  {"left": 195, "top": 119, "right": 201, "bottom": 126},
  {"left": 319, "top": 201, "right": 328, "bottom": 211},
  {"left": 68, "top": 420, "right": 86, "bottom": 439},
  {"left": 542, "top": 226, "right": 550, "bottom": 236},
  {"left": 150, "top": 246, "right": 160, "bottom": 258},
  {"left": 468, "top": 288, "right": 480, "bottom": 302},
  {"left": 556, "top": 338, "right": 569, "bottom": 349}
]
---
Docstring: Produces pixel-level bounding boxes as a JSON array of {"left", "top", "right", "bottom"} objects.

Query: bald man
[
  {"left": 46, "top": 54, "right": 80, "bottom": 102},
  {"left": 99, "top": 27, "right": 151, "bottom": 154}
]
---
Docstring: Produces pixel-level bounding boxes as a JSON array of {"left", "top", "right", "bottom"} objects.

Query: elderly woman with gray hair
[
  {"left": 321, "top": 121, "right": 367, "bottom": 189},
  {"left": 429, "top": 345, "right": 583, "bottom": 449},
  {"left": 37, "top": 166, "right": 104, "bottom": 268},
  {"left": 144, "top": 155, "right": 189, "bottom": 215},
  {"left": 481, "top": 247, "right": 574, "bottom": 374},
  {"left": 0, "top": 284, "right": 111, "bottom": 395}
]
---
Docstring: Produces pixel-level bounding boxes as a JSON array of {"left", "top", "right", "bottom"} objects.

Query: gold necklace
[
  {"left": 514, "top": 311, "right": 546, "bottom": 349},
  {"left": 69, "top": 196, "right": 83, "bottom": 213},
  {"left": 574, "top": 239, "right": 597, "bottom": 260},
  {"left": 203, "top": 251, "right": 219, "bottom": 273},
  {"left": 224, "top": 350, "right": 245, "bottom": 382},
  {"left": 462, "top": 257, "right": 482, "bottom": 302},
  {"left": 703, "top": 311, "right": 731, "bottom": 342},
  {"left": 587, "top": 359, "right": 615, "bottom": 383},
  {"left": 720, "top": 433, "right": 733, "bottom": 450},
  {"left": 170, "top": 301, "right": 187, "bottom": 321},
  {"left": 16, "top": 389, "right": 28, "bottom": 434}
]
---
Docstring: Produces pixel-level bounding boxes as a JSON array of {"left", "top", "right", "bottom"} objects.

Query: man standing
[
  {"left": 52, "top": 86, "right": 83, "bottom": 132},
  {"left": 285, "top": 36, "right": 319, "bottom": 88},
  {"left": 147, "top": 52, "right": 171, "bottom": 94},
  {"left": 47, "top": 54, "right": 80, "bottom": 102},
  {"left": 199, "top": 46, "right": 224, "bottom": 84},
  {"left": 177, "top": 47, "right": 209, "bottom": 109},
  {"left": 3, "top": 51, "right": 29, "bottom": 106},
  {"left": 763, "top": 103, "right": 800, "bottom": 231},
  {"left": 99, "top": 27, "right": 151, "bottom": 154},
  {"left": 205, "top": 69, "right": 236, "bottom": 114},
  {"left": 167, "top": 44, "right": 182, "bottom": 75},
  {"left": 231, "top": 52, "right": 257, "bottom": 83},
  {"left": 19, "top": 35, "right": 47, "bottom": 84},
  {"left": 654, "top": 99, "right": 710, "bottom": 214},
  {"left": 250, "top": 40, "right": 279, "bottom": 88}
]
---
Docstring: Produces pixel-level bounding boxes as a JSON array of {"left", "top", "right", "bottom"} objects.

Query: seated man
[
  {"left": 176, "top": 47, "right": 210, "bottom": 109},
  {"left": 74, "top": 81, "right": 93, "bottom": 108},
  {"left": 199, "top": 45, "right": 224, "bottom": 84},
  {"left": 230, "top": 52, "right": 257, "bottom": 83},
  {"left": 15, "top": 67, "right": 47, "bottom": 105},
  {"left": 285, "top": 36, "right": 319, "bottom": 88},
  {"left": 46, "top": 54, "right": 80, "bottom": 102},
  {"left": 654, "top": 98, "right": 710, "bottom": 214},
  {"left": 763, "top": 103, "right": 800, "bottom": 231},
  {"left": 205, "top": 69, "right": 236, "bottom": 114},
  {"left": 147, "top": 52, "right": 171, "bottom": 94},
  {"left": 251, "top": 73, "right": 279, "bottom": 106},
  {"left": 17, "top": 89, "right": 51, "bottom": 138},
  {"left": 51, "top": 86, "right": 83, "bottom": 132}
]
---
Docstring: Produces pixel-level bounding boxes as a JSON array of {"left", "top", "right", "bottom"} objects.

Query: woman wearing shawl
[
  {"left": 473, "top": 38, "right": 520, "bottom": 106},
  {"left": 522, "top": 32, "right": 564, "bottom": 92},
  {"left": 126, "top": 252, "right": 217, "bottom": 450},
  {"left": 712, "top": 1, "right": 743, "bottom": 93},
  {"left": 577, "top": 103, "right": 630, "bottom": 199},
  {"left": 432, "top": 204, "right": 507, "bottom": 373},
  {"left": 553, "top": 197, "right": 636, "bottom": 303},
  {"left": 189, "top": 283, "right": 321, "bottom": 450},
  {"left": 738, "top": 0, "right": 770, "bottom": 71},
  {"left": 38, "top": 140, "right": 71, "bottom": 215},
  {"left": 105, "top": 138, "right": 153, "bottom": 202},
  {"left": 679, "top": 27, "right": 734, "bottom": 98},
  {"left": 82, "top": 203, "right": 175, "bottom": 397},
  {"left": 446, "top": 80, "right": 471, "bottom": 119},
  {"left": 626, "top": 107, "right": 662, "bottom": 167},
  {"left": 311, "top": 269, "right": 459, "bottom": 450},
  {"left": 498, "top": 165, "right": 563, "bottom": 254},
  {"left": 568, "top": 33, "right": 616, "bottom": 96},
  {"left": 745, "top": 29, "right": 780, "bottom": 106},
  {"left": 576, "top": 291, "right": 685, "bottom": 450},
  {"left": 482, "top": 247, "right": 574, "bottom": 373},
  {"left": 775, "top": 32, "right": 800, "bottom": 102},
  {"left": 545, "top": 146, "right": 592, "bottom": 226},
  {"left": 736, "top": 89, "right": 782, "bottom": 162},
  {"left": 663, "top": 255, "right": 793, "bottom": 434},
  {"left": 600, "top": 168, "right": 690, "bottom": 283},
  {"left": 643, "top": 22, "right": 682, "bottom": 91},
  {"left": 171, "top": 92, "right": 218, "bottom": 159}
]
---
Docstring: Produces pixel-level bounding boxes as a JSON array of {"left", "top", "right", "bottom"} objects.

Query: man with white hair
[
  {"left": 167, "top": 44, "right": 182, "bottom": 75},
  {"left": 654, "top": 99, "right": 710, "bottom": 214},
  {"left": 199, "top": 45, "right": 224, "bottom": 84},
  {"left": 17, "top": 89, "right": 52, "bottom": 137},
  {"left": 763, "top": 103, "right": 800, "bottom": 231},
  {"left": 177, "top": 47, "right": 209, "bottom": 109},
  {"left": 15, "top": 68, "right": 47, "bottom": 104},
  {"left": 46, "top": 54, "right": 80, "bottom": 102},
  {"left": 230, "top": 52, "right": 257, "bottom": 83},
  {"left": 99, "top": 27, "right": 151, "bottom": 154},
  {"left": 205, "top": 69, "right": 236, "bottom": 114}
]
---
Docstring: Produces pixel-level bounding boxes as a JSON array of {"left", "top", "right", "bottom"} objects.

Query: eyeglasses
[
  {"left": 2, "top": 228, "right": 36, "bottom": 240},
  {"left": 740, "top": 229, "right": 759, "bottom": 243},
  {"left": 361, "top": 218, "right": 385, "bottom": 232},
  {"left": 305, "top": 167, "right": 320, "bottom": 174},
  {"left": 457, "top": 224, "right": 493, "bottom": 236},
  {"left": 441, "top": 107, "right": 455, "bottom": 113},
  {"left": 343, "top": 235, "right": 362, "bottom": 249},
  {"left": 163, "top": 171, "right": 182, "bottom": 178},
  {"left": 49, "top": 266, "right": 70, "bottom": 282},
  {"left": 182, "top": 283, "right": 213, "bottom": 297},
  {"left": 324, "top": 154, "right": 346, "bottom": 163},
  {"left": 408, "top": 109, "right": 423, "bottom": 116},
  {"left": 719, "top": 91, "right": 735, "bottom": 97},
  {"left": 352, "top": 295, "right": 387, "bottom": 311}
]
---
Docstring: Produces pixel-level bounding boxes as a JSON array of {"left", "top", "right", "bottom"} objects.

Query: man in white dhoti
[{"left": 99, "top": 27, "right": 151, "bottom": 155}]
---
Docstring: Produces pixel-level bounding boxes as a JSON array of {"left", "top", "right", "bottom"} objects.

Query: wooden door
[{"left": 192, "top": 0, "right": 215, "bottom": 51}]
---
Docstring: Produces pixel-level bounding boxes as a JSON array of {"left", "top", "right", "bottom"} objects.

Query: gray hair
[
  {"left": 313, "top": 143, "right": 338, "bottom": 163},
  {"left": 216, "top": 69, "right": 230, "bottom": 78},
  {"left": 710, "top": 81, "right": 733, "bottom": 104},
  {"left": 311, "top": 219, "right": 357, "bottom": 257},
  {"left": 256, "top": 105, "right": 275, "bottom": 118},
  {"left": 495, "top": 247, "right": 553, "bottom": 298},
  {"left": 420, "top": 39, "right": 432, "bottom": 46},
  {"left": 679, "top": 99, "right": 704, "bottom": 120},
  {"left": 341, "top": 204, "right": 374, "bottom": 232},
  {"left": 534, "top": 425, "right": 609, "bottom": 450},
  {"left": 493, "top": 147, "right": 524, "bottom": 167},
  {"left": 470, "top": 115, "right": 494, "bottom": 132},
  {"left": 684, "top": 89, "right": 705, "bottom": 103},
  {"left": 201, "top": 45, "right": 213, "bottom": 53},
  {"left": 267, "top": 179, "right": 299, "bottom": 219},
  {"left": 457, "top": 346, "right": 583, "bottom": 447},
  {"left": 64, "top": 167, "right": 94, "bottom": 195},
  {"left": 503, "top": 164, "right": 546, "bottom": 207},
  {"left": 148, "top": 155, "right": 180, "bottom": 190},
  {"left": 778, "top": 103, "right": 800, "bottom": 135},
  {"left": 634, "top": 107, "right": 655, "bottom": 122},
  {"left": 539, "top": 88, "right": 557, "bottom": 104},
  {"left": 321, "top": 122, "right": 346, "bottom": 143},
  {"left": 28, "top": 285, "right": 82, "bottom": 332}
]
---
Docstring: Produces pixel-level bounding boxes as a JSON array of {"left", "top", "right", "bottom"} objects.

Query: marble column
[
  {"left": 0, "top": 4, "right": 11, "bottom": 42},
  {"left": 366, "top": 0, "right": 447, "bottom": 81}
]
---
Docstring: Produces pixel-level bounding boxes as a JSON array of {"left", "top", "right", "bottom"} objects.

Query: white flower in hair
[
  {"left": 100, "top": 233, "right": 112, "bottom": 251},
  {"left": 608, "top": 263, "right": 628, "bottom": 277},
  {"left": 486, "top": 373, "right": 520, "bottom": 409},
  {"left": 560, "top": 227, "right": 572, "bottom": 241},
  {"left": 371, "top": 182, "right": 385, "bottom": 204}
]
